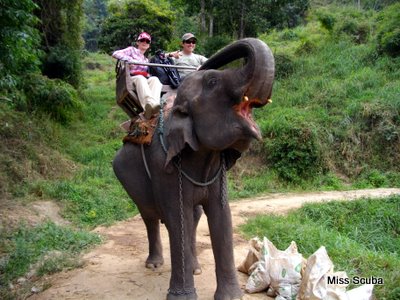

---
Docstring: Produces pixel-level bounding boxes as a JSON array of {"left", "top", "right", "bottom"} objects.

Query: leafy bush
[
  {"left": 376, "top": 3, "right": 400, "bottom": 57},
  {"left": 203, "top": 35, "right": 233, "bottom": 58},
  {"left": 349, "top": 99, "right": 400, "bottom": 153},
  {"left": 0, "top": 0, "right": 41, "bottom": 93},
  {"left": 22, "top": 74, "right": 82, "bottom": 124},
  {"left": 279, "top": 28, "right": 300, "bottom": 41},
  {"left": 295, "top": 38, "right": 317, "bottom": 55},
  {"left": 261, "top": 109, "right": 324, "bottom": 183},
  {"left": 314, "top": 6, "right": 372, "bottom": 44},
  {"left": 337, "top": 19, "right": 370, "bottom": 44},
  {"left": 274, "top": 53, "right": 296, "bottom": 79},
  {"left": 316, "top": 9, "right": 336, "bottom": 31},
  {"left": 41, "top": 46, "right": 83, "bottom": 89},
  {"left": 354, "top": 169, "right": 389, "bottom": 188},
  {"left": 333, "top": 9, "right": 372, "bottom": 43}
]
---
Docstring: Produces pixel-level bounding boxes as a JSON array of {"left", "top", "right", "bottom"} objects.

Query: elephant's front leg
[
  {"left": 165, "top": 205, "right": 198, "bottom": 300},
  {"left": 143, "top": 217, "right": 164, "bottom": 269},
  {"left": 204, "top": 194, "right": 243, "bottom": 300},
  {"left": 192, "top": 205, "right": 203, "bottom": 275}
]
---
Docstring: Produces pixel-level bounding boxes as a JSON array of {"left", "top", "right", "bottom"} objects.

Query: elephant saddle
[
  {"left": 122, "top": 93, "right": 175, "bottom": 145},
  {"left": 123, "top": 117, "right": 158, "bottom": 145}
]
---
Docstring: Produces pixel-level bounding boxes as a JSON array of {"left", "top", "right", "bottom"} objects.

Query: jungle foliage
[
  {"left": 34, "top": 0, "right": 85, "bottom": 89},
  {"left": 0, "top": 0, "right": 41, "bottom": 93},
  {"left": 224, "top": 2, "right": 400, "bottom": 197},
  {"left": 83, "top": 0, "right": 108, "bottom": 51},
  {"left": 0, "top": 0, "right": 85, "bottom": 124},
  {"left": 98, "top": 0, "right": 175, "bottom": 53}
]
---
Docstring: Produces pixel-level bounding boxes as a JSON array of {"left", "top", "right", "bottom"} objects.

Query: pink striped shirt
[{"left": 112, "top": 46, "right": 148, "bottom": 74}]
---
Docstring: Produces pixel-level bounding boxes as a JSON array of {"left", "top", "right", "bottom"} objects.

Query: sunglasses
[
  {"left": 184, "top": 40, "right": 196, "bottom": 44},
  {"left": 138, "top": 39, "right": 151, "bottom": 44}
]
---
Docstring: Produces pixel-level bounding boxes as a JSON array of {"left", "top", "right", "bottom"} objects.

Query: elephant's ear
[
  {"left": 164, "top": 103, "right": 199, "bottom": 168},
  {"left": 224, "top": 149, "right": 242, "bottom": 170}
]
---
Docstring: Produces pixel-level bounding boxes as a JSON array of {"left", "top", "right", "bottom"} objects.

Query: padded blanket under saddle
[
  {"left": 122, "top": 93, "right": 175, "bottom": 145},
  {"left": 123, "top": 117, "right": 158, "bottom": 145}
]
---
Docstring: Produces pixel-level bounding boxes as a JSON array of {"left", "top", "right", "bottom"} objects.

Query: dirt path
[{"left": 30, "top": 188, "right": 400, "bottom": 300}]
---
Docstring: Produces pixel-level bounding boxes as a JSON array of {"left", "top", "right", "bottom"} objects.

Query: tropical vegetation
[{"left": 0, "top": 0, "right": 399, "bottom": 298}]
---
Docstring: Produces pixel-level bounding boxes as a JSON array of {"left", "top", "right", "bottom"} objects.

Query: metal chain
[
  {"left": 158, "top": 98, "right": 222, "bottom": 187},
  {"left": 157, "top": 97, "right": 166, "bottom": 136},
  {"left": 220, "top": 152, "right": 227, "bottom": 208},
  {"left": 159, "top": 97, "right": 226, "bottom": 296},
  {"left": 177, "top": 154, "right": 186, "bottom": 291},
  {"left": 167, "top": 154, "right": 196, "bottom": 296}
]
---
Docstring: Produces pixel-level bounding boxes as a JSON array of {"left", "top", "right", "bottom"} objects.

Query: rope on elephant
[{"left": 141, "top": 144, "right": 152, "bottom": 180}]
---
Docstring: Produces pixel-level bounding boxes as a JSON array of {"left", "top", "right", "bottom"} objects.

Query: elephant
[{"left": 113, "top": 38, "right": 275, "bottom": 300}]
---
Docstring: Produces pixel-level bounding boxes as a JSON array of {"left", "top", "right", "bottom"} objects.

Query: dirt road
[{"left": 30, "top": 188, "right": 400, "bottom": 300}]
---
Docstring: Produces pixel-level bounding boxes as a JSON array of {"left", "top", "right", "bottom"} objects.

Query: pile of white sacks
[{"left": 238, "top": 237, "right": 374, "bottom": 300}]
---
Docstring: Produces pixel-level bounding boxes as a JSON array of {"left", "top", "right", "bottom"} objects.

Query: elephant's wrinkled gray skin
[{"left": 113, "top": 38, "right": 274, "bottom": 300}]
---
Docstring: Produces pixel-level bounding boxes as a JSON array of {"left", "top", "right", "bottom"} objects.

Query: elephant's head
[{"left": 165, "top": 38, "right": 275, "bottom": 168}]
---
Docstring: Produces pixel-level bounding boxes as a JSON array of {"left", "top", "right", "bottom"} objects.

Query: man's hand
[{"left": 169, "top": 50, "right": 181, "bottom": 59}]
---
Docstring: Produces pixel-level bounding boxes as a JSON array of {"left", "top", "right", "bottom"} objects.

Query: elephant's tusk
[
  {"left": 243, "top": 96, "right": 249, "bottom": 102},
  {"left": 268, "top": 99, "right": 273, "bottom": 103}
]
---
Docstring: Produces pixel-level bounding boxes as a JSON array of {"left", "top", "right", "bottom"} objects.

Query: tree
[
  {"left": 180, "top": 0, "right": 309, "bottom": 39},
  {"left": 34, "top": 0, "right": 85, "bottom": 88},
  {"left": 254, "top": 0, "right": 310, "bottom": 30},
  {"left": 99, "top": 0, "right": 175, "bottom": 54},
  {"left": 0, "top": 0, "right": 41, "bottom": 93},
  {"left": 83, "top": 0, "right": 108, "bottom": 51}
]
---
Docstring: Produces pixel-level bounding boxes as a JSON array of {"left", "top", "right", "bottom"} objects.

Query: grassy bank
[
  {"left": 240, "top": 195, "right": 400, "bottom": 299},
  {"left": 0, "top": 53, "right": 136, "bottom": 298},
  {"left": 0, "top": 222, "right": 102, "bottom": 299},
  {"left": 228, "top": 5, "right": 400, "bottom": 198}
]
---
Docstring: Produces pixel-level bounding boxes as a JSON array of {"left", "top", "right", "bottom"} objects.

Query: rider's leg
[
  {"left": 131, "top": 75, "right": 158, "bottom": 107},
  {"left": 148, "top": 76, "right": 162, "bottom": 104}
]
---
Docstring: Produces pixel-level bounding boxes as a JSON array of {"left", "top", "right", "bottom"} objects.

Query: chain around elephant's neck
[{"left": 157, "top": 98, "right": 224, "bottom": 187}]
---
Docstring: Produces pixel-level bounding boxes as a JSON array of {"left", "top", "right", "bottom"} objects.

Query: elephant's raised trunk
[{"left": 199, "top": 38, "right": 275, "bottom": 107}]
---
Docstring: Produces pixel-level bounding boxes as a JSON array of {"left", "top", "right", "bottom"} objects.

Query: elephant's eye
[{"left": 207, "top": 77, "right": 218, "bottom": 87}]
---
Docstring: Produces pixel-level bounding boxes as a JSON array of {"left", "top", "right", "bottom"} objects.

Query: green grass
[
  {"left": 228, "top": 169, "right": 349, "bottom": 199},
  {"left": 254, "top": 7, "right": 400, "bottom": 188},
  {"left": 0, "top": 222, "right": 101, "bottom": 297},
  {"left": 240, "top": 196, "right": 400, "bottom": 299},
  {"left": 0, "top": 52, "right": 136, "bottom": 296},
  {"left": 24, "top": 52, "right": 138, "bottom": 228}
]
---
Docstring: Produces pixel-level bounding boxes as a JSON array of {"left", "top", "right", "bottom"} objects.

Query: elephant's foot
[
  {"left": 214, "top": 283, "right": 243, "bottom": 300},
  {"left": 145, "top": 255, "right": 164, "bottom": 269},
  {"left": 193, "top": 260, "right": 202, "bottom": 275},
  {"left": 167, "top": 291, "right": 198, "bottom": 300}
]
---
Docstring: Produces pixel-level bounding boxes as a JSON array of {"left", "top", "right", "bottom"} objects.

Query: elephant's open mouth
[{"left": 233, "top": 97, "right": 262, "bottom": 141}]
